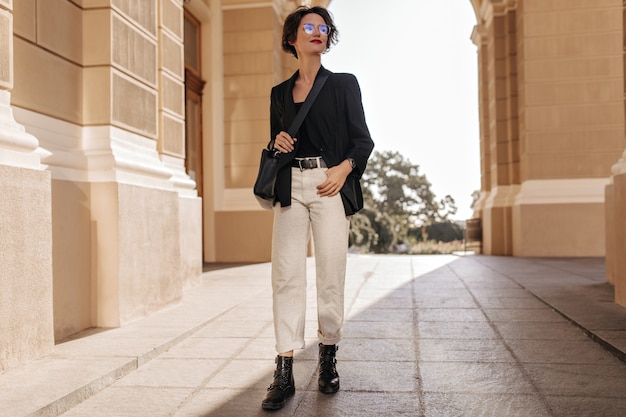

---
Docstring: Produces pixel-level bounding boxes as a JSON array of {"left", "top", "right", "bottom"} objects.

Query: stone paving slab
[
  {"left": 473, "top": 256, "right": 626, "bottom": 363},
  {"left": 0, "top": 263, "right": 273, "bottom": 417},
  {"left": 422, "top": 393, "right": 554, "bottom": 417},
  {"left": 2, "top": 255, "right": 626, "bottom": 417},
  {"left": 0, "top": 356, "right": 135, "bottom": 417}
]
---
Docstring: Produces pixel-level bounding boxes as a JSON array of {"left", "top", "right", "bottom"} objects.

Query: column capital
[
  {"left": 611, "top": 149, "right": 626, "bottom": 176},
  {"left": 471, "top": 24, "right": 488, "bottom": 47},
  {"left": 491, "top": 0, "right": 518, "bottom": 15},
  {"left": 477, "top": 0, "right": 517, "bottom": 25}
]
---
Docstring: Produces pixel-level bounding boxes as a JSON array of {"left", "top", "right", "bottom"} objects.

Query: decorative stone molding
[
  {"left": 484, "top": 184, "right": 520, "bottom": 209},
  {"left": 223, "top": 1, "right": 274, "bottom": 11},
  {"left": 218, "top": 0, "right": 330, "bottom": 19},
  {"left": 470, "top": 23, "right": 487, "bottom": 47},
  {"left": 490, "top": 0, "right": 517, "bottom": 14},
  {"left": 161, "top": 154, "right": 198, "bottom": 197},
  {"left": 514, "top": 178, "right": 609, "bottom": 206},
  {"left": 13, "top": 106, "right": 176, "bottom": 190},
  {"left": 0, "top": 9, "right": 12, "bottom": 89},
  {"left": 476, "top": 0, "right": 517, "bottom": 24},
  {"left": 85, "top": 126, "right": 172, "bottom": 187},
  {"left": 0, "top": 90, "right": 44, "bottom": 170}
]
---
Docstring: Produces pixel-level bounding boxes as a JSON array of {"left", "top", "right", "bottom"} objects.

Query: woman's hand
[
  {"left": 274, "top": 131, "right": 297, "bottom": 153},
  {"left": 317, "top": 160, "right": 353, "bottom": 197}
]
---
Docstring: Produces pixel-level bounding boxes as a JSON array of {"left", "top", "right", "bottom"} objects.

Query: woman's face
[{"left": 291, "top": 13, "right": 328, "bottom": 58}]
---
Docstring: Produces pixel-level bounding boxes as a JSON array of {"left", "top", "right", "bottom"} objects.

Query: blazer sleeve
[
  {"left": 269, "top": 85, "right": 283, "bottom": 149},
  {"left": 342, "top": 74, "right": 375, "bottom": 178}
]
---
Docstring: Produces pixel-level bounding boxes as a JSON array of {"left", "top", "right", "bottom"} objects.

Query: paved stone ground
[{"left": 2, "top": 255, "right": 626, "bottom": 417}]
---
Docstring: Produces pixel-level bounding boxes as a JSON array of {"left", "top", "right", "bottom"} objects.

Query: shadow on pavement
[{"left": 174, "top": 255, "right": 626, "bottom": 417}]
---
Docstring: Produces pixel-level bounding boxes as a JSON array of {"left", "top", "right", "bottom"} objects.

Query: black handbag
[
  {"left": 253, "top": 71, "right": 329, "bottom": 210},
  {"left": 253, "top": 148, "right": 282, "bottom": 210}
]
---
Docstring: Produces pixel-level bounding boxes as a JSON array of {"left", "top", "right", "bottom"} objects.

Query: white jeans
[{"left": 271, "top": 167, "right": 350, "bottom": 354}]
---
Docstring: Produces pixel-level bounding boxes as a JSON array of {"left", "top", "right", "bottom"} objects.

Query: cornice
[
  {"left": 471, "top": 24, "right": 488, "bottom": 47},
  {"left": 478, "top": 0, "right": 518, "bottom": 25},
  {"left": 491, "top": 0, "right": 518, "bottom": 15}
]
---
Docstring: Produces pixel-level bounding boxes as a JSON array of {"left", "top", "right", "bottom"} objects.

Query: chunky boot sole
[
  {"left": 319, "top": 383, "right": 339, "bottom": 394},
  {"left": 261, "top": 386, "right": 295, "bottom": 410},
  {"left": 262, "top": 355, "right": 295, "bottom": 410}
]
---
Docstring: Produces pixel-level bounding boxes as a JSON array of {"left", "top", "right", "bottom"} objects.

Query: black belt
[{"left": 292, "top": 157, "right": 327, "bottom": 170}]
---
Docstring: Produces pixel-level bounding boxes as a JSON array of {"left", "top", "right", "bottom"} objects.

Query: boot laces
[
  {"left": 268, "top": 372, "right": 291, "bottom": 391},
  {"left": 268, "top": 359, "right": 292, "bottom": 391},
  {"left": 319, "top": 346, "right": 338, "bottom": 374}
]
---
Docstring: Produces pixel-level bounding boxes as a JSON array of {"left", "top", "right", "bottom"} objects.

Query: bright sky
[{"left": 323, "top": 0, "right": 481, "bottom": 221}]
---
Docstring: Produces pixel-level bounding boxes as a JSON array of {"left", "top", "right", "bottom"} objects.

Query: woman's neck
[{"left": 297, "top": 56, "right": 322, "bottom": 85}]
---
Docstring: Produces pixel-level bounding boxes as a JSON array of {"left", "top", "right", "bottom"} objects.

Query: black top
[
  {"left": 294, "top": 102, "right": 320, "bottom": 158},
  {"left": 269, "top": 67, "right": 375, "bottom": 215}
]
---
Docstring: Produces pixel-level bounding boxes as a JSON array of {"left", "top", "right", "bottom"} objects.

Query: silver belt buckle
[
  {"left": 309, "top": 157, "right": 320, "bottom": 169},
  {"left": 296, "top": 157, "right": 321, "bottom": 171}
]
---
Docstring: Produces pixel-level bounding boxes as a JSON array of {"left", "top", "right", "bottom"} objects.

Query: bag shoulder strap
[{"left": 286, "top": 70, "right": 330, "bottom": 137}]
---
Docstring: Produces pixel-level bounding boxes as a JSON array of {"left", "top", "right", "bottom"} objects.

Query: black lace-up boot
[
  {"left": 318, "top": 343, "right": 340, "bottom": 394},
  {"left": 261, "top": 355, "right": 295, "bottom": 410}
]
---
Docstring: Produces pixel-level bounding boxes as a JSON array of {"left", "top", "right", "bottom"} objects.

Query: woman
[{"left": 262, "top": 5, "right": 374, "bottom": 411}]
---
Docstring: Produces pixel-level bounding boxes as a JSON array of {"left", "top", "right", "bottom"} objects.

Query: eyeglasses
[{"left": 303, "top": 23, "right": 330, "bottom": 36}]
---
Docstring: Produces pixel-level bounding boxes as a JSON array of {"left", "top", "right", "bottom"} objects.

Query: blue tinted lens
[{"left": 303, "top": 23, "right": 329, "bottom": 35}]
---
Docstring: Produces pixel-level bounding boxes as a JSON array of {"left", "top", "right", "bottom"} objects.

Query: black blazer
[{"left": 269, "top": 67, "right": 375, "bottom": 215}]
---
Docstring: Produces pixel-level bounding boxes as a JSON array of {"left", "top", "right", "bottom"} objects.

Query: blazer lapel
[
  {"left": 275, "top": 70, "right": 299, "bottom": 170},
  {"left": 282, "top": 70, "right": 299, "bottom": 131}
]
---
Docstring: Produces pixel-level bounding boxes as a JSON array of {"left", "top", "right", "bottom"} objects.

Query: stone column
[
  {"left": 159, "top": 0, "right": 202, "bottom": 288},
  {"left": 607, "top": 0, "right": 626, "bottom": 306},
  {"left": 611, "top": 162, "right": 626, "bottom": 306},
  {"left": 0, "top": 0, "right": 54, "bottom": 372},
  {"left": 476, "top": 3, "right": 519, "bottom": 256},
  {"left": 510, "top": 0, "right": 622, "bottom": 257},
  {"left": 212, "top": 2, "right": 282, "bottom": 262},
  {"left": 81, "top": 0, "right": 184, "bottom": 327},
  {"left": 10, "top": 0, "right": 194, "bottom": 332},
  {"left": 470, "top": 24, "right": 490, "bottom": 224}
]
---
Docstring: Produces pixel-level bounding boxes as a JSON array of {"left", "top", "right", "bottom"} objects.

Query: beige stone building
[
  {"left": 469, "top": 0, "right": 626, "bottom": 308},
  {"left": 1, "top": 0, "right": 625, "bottom": 372}
]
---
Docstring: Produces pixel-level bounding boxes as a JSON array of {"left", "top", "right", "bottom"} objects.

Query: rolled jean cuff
[
  {"left": 319, "top": 332, "right": 342, "bottom": 346},
  {"left": 275, "top": 340, "right": 306, "bottom": 354}
]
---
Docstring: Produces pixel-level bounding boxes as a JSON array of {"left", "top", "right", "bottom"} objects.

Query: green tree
[
  {"left": 412, "top": 221, "right": 464, "bottom": 243},
  {"left": 351, "top": 150, "right": 458, "bottom": 253},
  {"left": 351, "top": 208, "right": 396, "bottom": 253}
]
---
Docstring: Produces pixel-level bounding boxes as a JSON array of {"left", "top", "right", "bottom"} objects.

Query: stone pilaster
[
  {"left": 475, "top": 4, "right": 519, "bottom": 256},
  {"left": 0, "top": 0, "right": 53, "bottom": 373},
  {"left": 159, "top": 0, "right": 196, "bottom": 196},
  {"left": 609, "top": 152, "right": 626, "bottom": 306},
  {"left": 470, "top": 25, "right": 490, "bottom": 223}
]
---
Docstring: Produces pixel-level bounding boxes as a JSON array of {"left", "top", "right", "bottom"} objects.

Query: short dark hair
[{"left": 282, "top": 6, "right": 339, "bottom": 58}]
